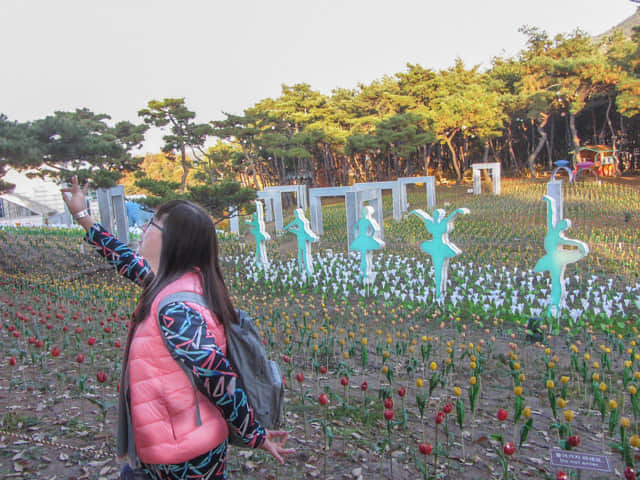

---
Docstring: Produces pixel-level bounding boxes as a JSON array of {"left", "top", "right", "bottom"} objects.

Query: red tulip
[
  {"left": 556, "top": 471, "right": 568, "bottom": 480},
  {"left": 62, "top": 325, "right": 69, "bottom": 332},
  {"left": 76, "top": 354, "right": 85, "bottom": 363},
  {"left": 28, "top": 336, "right": 35, "bottom": 344},
  {"left": 384, "top": 397, "right": 393, "bottom": 409},
  {"left": 361, "top": 381, "right": 368, "bottom": 391},
  {"left": 96, "top": 371, "right": 108, "bottom": 383},
  {"left": 8, "top": 356, "right": 16, "bottom": 366},
  {"left": 503, "top": 442, "right": 515, "bottom": 456},
  {"left": 397, "top": 386, "right": 406, "bottom": 397},
  {"left": 114, "top": 340, "right": 121, "bottom": 348},
  {"left": 568, "top": 435, "right": 580, "bottom": 447},
  {"left": 12, "top": 331, "right": 20, "bottom": 338},
  {"left": 418, "top": 443, "right": 433, "bottom": 455},
  {"left": 340, "top": 376, "right": 349, "bottom": 386},
  {"left": 51, "top": 347, "right": 60, "bottom": 357},
  {"left": 383, "top": 408, "right": 394, "bottom": 421},
  {"left": 319, "top": 365, "right": 328, "bottom": 374},
  {"left": 282, "top": 354, "right": 290, "bottom": 363},
  {"left": 625, "top": 467, "right": 637, "bottom": 480},
  {"left": 497, "top": 408, "right": 508, "bottom": 421},
  {"left": 318, "top": 393, "right": 329, "bottom": 405},
  {"left": 88, "top": 337, "right": 96, "bottom": 346},
  {"left": 75, "top": 327, "right": 83, "bottom": 334},
  {"left": 35, "top": 339, "right": 43, "bottom": 348},
  {"left": 443, "top": 403, "right": 453, "bottom": 414},
  {"left": 296, "top": 372, "right": 304, "bottom": 383},
  {"left": 435, "top": 411, "right": 445, "bottom": 425}
]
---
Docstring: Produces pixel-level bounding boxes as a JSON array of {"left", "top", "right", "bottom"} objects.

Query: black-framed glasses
[{"left": 144, "top": 219, "right": 164, "bottom": 232}]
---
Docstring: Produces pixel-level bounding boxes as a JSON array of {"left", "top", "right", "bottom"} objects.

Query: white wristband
[{"left": 73, "top": 209, "right": 89, "bottom": 220}]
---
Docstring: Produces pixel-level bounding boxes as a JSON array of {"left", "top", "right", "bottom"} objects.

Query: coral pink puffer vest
[{"left": 128, "top": 271, "right": 228, "bottom": 464}]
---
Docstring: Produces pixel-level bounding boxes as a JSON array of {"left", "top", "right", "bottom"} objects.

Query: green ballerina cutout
[
  {"left": 534, "top": 194, "right": 589, "bottom": 318},
  {"left": 283, "top": 208, "right": 319, "bottom": 277},
  {"left": 410, "top": 207, "right": 470, "bottom": 301},
  {"left": 246, "top": 200, "right": 271, "bottom": 269},
  {"left": 349, "top": 205, "right": 385, "bottom": 284}
]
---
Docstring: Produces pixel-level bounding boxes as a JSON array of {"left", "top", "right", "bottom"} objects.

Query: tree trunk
[
  {"left": 444, "top": 130, "right": 462, "bottom": 183},
  {"left": 526, "top": 114, "right": 549, "bottom": 178},
  {"left": 179, "top": 144, "right": 189, "bottom": 193},
  {"left": 569, "top": 113, "right": 581, "bottom": 166},
  {"left": 506, "top": 126, "right": 517, "bottom": 171},
  {"left": 424, "top": 144, "right": 432, "bottom": 176},
  {"left": 545, "top": 115, "right": 554, "bottom": 170},
  {"left": 482, "top": 141, "right": 489, "bottom": 163}
]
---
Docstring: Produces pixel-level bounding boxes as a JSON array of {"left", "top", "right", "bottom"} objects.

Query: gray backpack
[{"left": 157, "top": 292, "right": 284, "bottom": 446}]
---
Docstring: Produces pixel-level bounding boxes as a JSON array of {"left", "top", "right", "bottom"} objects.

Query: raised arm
[
  {"left": 60, "top": 175, "right": 96, "bottom": 232},
  {"left": 542, "top": 195, "right": 555, "bottom": 230},
  {"left": 409, "top": 209, "right": 434, "bottom": 227},
  {"left": 444, "top": 208, "right": 470, "bottom": 224},
  {"left": 61, "top": 175, "right": 152, "bottom": 286}
]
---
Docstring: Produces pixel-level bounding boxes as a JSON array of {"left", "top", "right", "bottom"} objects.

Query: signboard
[{"left": 550, "top": 449, "right": 611, "bottom": 473}]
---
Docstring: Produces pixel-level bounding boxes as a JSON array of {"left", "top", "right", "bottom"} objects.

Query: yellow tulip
[
  {"left": 621, "top": 417, "right": 632, "bottom": 429},
  {"left": 416, "top": 378, "right": 424, "bottom": 388},
  {"left": 514, "top": 386, "right": 523, "bottom": 396},
  {"left": 631, "top": 435, "right": 640, "bottom": 448},
  {"left": 630, "top": 385, "right": 637, "bottom": 395},
  {"left": 430, "top": 361, "right": 438, "bottom": 371},
  {"left": 564, "top": 410, "right": 575, "bottom": 422},
  {"left": 546, "top": 380, "right": 555, "bottom": 389},
  {"left": 560, "top": 376, "right": 569, "bottom": 384},
  {"left": 453, "top": 386, "right": 462, "bottom": 396},
  {"left": 557, "top": 398, "right": 567, "bottom": 408},
  {"left": 599, "top": 382, "right": 607, "bottom": 392},
  {"left": 523, "top": 406, "right": 531, "bottom": 418},
  {"left": 469, "top": 376, "right": 477, "bottom": 386}
]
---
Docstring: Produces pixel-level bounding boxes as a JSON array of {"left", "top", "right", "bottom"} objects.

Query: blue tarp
[{"left": 126, "top": 201, "right": 154, "bottom": 227}]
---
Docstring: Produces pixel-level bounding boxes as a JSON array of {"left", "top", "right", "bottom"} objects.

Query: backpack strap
[{"left": 157, "top": 291, "right": 211, "bottom": 427}]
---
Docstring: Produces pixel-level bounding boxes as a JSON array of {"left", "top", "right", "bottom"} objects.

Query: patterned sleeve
[
  {"left": 84, "top": 223, "right": 153, "bottom": 286},
  {"left": 159, "top": 302, "right": 266, "bottom": 448}
]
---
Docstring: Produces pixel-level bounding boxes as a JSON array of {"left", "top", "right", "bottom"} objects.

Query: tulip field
[{"left": 2, "top": 177, "right": 640, "bottom": 479}]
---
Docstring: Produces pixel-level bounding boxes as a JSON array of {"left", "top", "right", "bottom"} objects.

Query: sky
[{"left": 1, "top": 0, "right": 638, "bottom": 152}]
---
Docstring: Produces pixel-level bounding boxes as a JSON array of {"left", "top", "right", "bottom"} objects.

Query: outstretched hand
[
  {"left": 60, "top": 175, "right": 88, "bottom": 215},
  {"left": 260, "top": 429, "right": 295, "bottom": 464}
]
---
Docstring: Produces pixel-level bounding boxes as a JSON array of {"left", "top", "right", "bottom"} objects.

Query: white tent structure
[{"left": 0, "top": 168, "right": 69, "bottom": 225}]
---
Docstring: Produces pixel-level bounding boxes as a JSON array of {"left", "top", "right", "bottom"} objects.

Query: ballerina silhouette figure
[
  {"left": 410, "top": 207, "right": 470, "bottom": 301},
  {"left": 534, "top": 195, "right": 589, "bottom": 318},
  {"left": 246, "top": 200, "right": 271, "bottom": 269},
  {"left": 283, "top": 208, "right": 319, "bottom": 276},
  {"left": 349, "top": 205, "right": 385, "bottom": 284}
]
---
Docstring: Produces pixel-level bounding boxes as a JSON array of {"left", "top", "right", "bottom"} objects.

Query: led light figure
[
  {"left": 534, "top": 195, "right": 589, "bottom": 318},
  {"left": 410, "top": 207, "right": 470, "bottom": 301},
  {"left": 246, "top": 200, "right": 271, "bottom": 269},
  {"left": 349, "top": 205, "right": 385, "bottom": 284},
  {"left": 283, "top": 208, "right": 319, "bottom": 277}
]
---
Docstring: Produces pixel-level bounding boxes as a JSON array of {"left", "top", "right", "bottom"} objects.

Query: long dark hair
[{"left": 125, "top": 200, "right": 237, "bottom": 359}]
